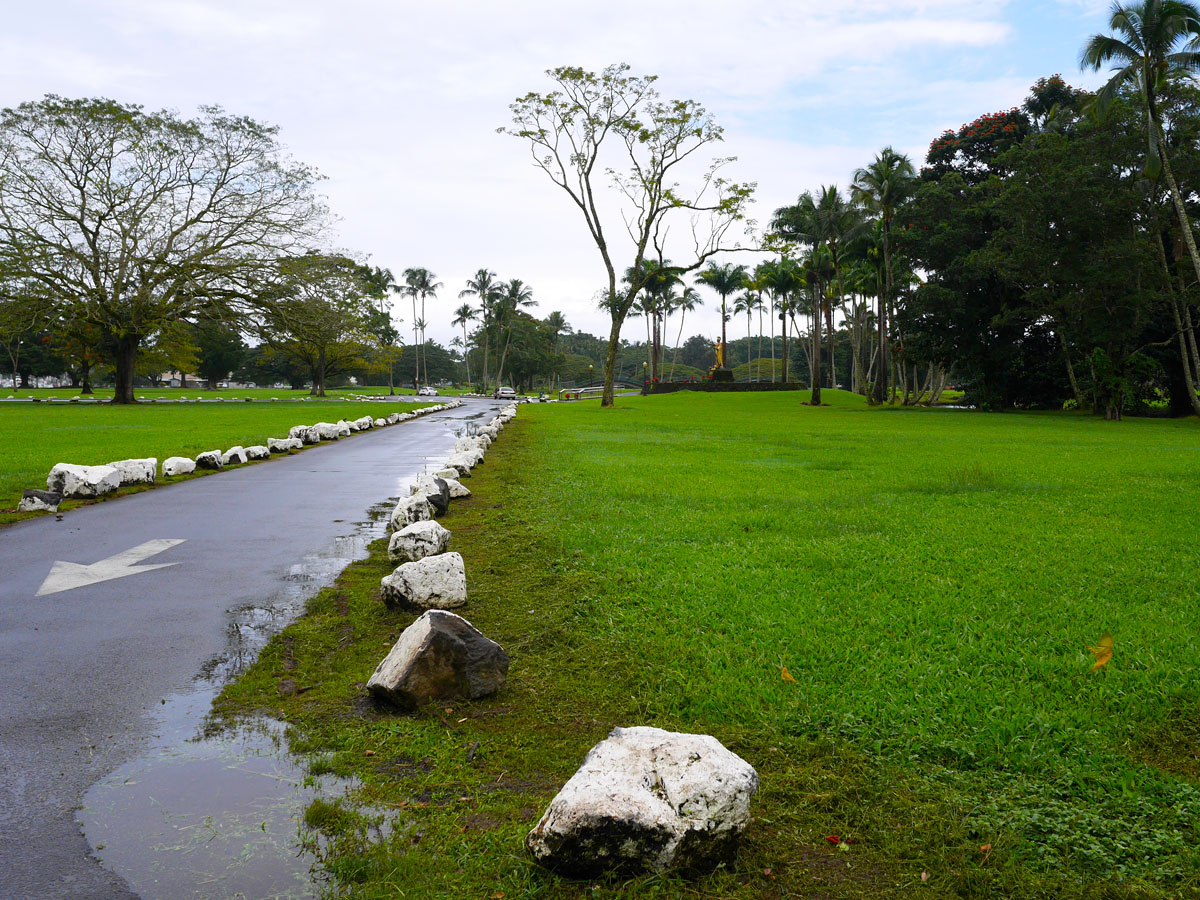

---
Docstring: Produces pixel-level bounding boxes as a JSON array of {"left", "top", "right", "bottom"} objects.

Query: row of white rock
[
  {"left": 361, "top": 403, "right": 760, "bottom": 879},
  {"left": 364, "top": 403, "right": 519, "bottom": 712},
  {"left": 20, "top": 400, "right": 465, "bottom": 513}
]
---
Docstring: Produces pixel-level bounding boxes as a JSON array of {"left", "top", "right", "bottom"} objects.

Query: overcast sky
[{"left": 4, "top": 1, "right": 1115, "bottom": 347}]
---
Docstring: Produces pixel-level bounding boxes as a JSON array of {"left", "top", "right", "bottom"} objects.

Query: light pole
[{"left": 588, "top": 364, "right": 593, "bottom": 387}]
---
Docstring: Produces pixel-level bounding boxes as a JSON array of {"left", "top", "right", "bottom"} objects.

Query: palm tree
[
  {"left": 401, "top": 268, "right": 442, "bottom": 386},
  {"left": 544, "top": 310, "right": 571, "bottom": 390},
  {"left": 495, "top": 278, "right": 536, "bottom": 387},
  {"left": 459, "top": 269, "right": 500, "bottom": 391},
  {"left": 852, "top": 147, "right": 917, "bottom": 404},
  {"left": 451, "top": 303, "right": 477, "bottom": 387},
  {"left": 668, "top": 286, "right": 703, "bottom": 380},
  {"left": 697, "top": 262, "right": 747, "bottom": 370},
  {"left": 733, "top": 290, "right": 763, "bottom": 377},
  {"left": 756, "top": 258, "right": 803, "bottom": 386},
  {"left": 625, "top": 259, "right": 681, "bottom": 379}
]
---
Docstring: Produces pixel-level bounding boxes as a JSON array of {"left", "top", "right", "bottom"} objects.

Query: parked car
[
  {"left": 417, "top": 386, "right": 439, "bottom": 396},
  {"left": 493, "top": 386, "right": 517, "bottom": 399}
]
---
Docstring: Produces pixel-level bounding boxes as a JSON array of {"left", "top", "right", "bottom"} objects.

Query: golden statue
[{"left": 714, "top": 339, "right": 725, "bottom": 368}]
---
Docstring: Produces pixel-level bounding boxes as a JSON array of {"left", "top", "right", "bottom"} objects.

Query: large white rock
[
  {"left": 336, "top": 420, "right": 352, "bottom": 436},
  {"left": 221, "top": 446, "right": 248, "bottom": 466},
  {"left": 409, "top": 475, "right": 450, "bottom": 516},
  {"left": 380, "top": 552, "right": 467, "bottom": 610},
  {"left": 455, "top": 436, "right": 487, "bottom": 455},
  {"left": 107, "top": 457, "right": 157, "bottom": 485},
  {"left": 268, "top": 437, "right": 302, "bottom": 453},
  {"left": 354, "top": 415, "right": 374, "bottom": 430},
  {"left": 290, "top": 424, "right": 322, "bottom": 444},
  {"left": 194, "top": 450, "right": 224, "bottom": 470},
  {"left": 388, "top": 520, "right": 451, "bottom": 563},
  {"left": 386, "top": 413, "right": 402, "bottom": 425},
  {"left": 388, "top": 495, "right": 433, "bottom": 531},
  {"left": 245, "top": 445, "right": 271, "bottom": 460},
  {"left": 367, "top": 610, "right": 508, "bottom": 709},
  {"left": 433, "top": 467, "right": 461, "bottom": 481},
  {"left": 162, "top": 456, "right": 196, "bottom": 476},
  {"left": 315, "top": 422, "right": 342, "bottom": 440},
  {"left": 527, "top": 726, "right": 759, "bottom": 878},
  {"left": 443, "top": 477, "right": 471, "bottom": 499},
  {"left": 46, "top": 463, "right": 122, "bottom": 498},
  {"left": 373, "top": 417, "right": 389, "bottom": 428}
]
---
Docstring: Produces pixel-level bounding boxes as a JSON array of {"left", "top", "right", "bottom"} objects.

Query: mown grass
[
  {"left": 214, "top": 391, "right": 1200, "bottom": 899},
  {"left": 0, "top": 398, "right": 435, "bottom": 524}
]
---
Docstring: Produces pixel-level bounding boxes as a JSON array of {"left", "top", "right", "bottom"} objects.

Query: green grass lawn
[
  {"left": 0, "top": 398, "right": 436, "bottom": 523},
  {"left": 208, "top": 391, "right": 1197, "bottom": 898}
]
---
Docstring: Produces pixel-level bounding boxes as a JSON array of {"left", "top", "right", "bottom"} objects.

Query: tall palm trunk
[
  {"left": 670, "top": 309, "right": 687, "bottom": 381},
  {"left": 811, "top": 285, "right": 822, "bottom": 404},
  {"left": 411, "top": 297, "right": 419, "bottom": 386},
  {"left": 1157, "top": 230, "right": 1200, "bottom": 415},
  {"left": 768, "top": 295, "right": 776, "bottom": 378}
]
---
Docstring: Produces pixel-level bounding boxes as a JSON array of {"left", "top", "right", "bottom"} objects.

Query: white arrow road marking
[{"left": 35, "top": 539, "right": 186, "bottom": 597}]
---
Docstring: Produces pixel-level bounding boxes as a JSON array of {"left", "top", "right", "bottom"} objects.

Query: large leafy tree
[
  {"left": 0, "top": 97, "right": 325, "bottom": 403},
  {"left": 256, "top": 254, "right": 373, "bottom": 396},
  {"left": 502, "top": 64, "right": 754, "bottom": 406}
]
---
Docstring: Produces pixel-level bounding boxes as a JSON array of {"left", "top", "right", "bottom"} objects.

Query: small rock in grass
[
  {"left": 367, "top": 610, "right": 508, "bottom": 709},
  {"left": 380, "top": 552, "right": 467, "bottom": 610},
  {"left": 245, "top": 445, "right": 270, "bottom": 460},
  {"left": 527, "top": 726, "right": 759, "bottom": 878},
  {"left": 388, "top": 520, "right": 451, "bottom": 564}
]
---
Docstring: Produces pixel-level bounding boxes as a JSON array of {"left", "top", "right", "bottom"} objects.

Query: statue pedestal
[{"left": 710, "top": 368, "right": 734, "bottom": 383}]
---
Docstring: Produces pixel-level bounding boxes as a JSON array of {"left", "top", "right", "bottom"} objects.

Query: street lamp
[{"left": 588, "top": 365, "right": 593, "bottom": 386}]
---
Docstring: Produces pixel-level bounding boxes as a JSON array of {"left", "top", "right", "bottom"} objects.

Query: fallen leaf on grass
[
  {"left": 364, "top": 749, "right": 376, "bottom": 757},
  {"left": 1087, "top": 633, "right": 1114, "bottom": 672},
  {"left": 921, "top": 871, "right": 929, "bottom": 882},
  {"left": 781, "top": 666, "right": 796, "bottom": 683}
]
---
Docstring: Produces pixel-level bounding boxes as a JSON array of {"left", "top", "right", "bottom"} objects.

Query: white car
[
  {"left": 493, "top": 386, "right": 517, "bottom": 399},
  {"left": 417, "top": 386, "right": 439, "bottom": 396}
]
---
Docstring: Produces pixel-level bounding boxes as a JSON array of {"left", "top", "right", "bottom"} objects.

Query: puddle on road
[{"left": 78, "top": 503, "right": 394, "bottom": 900}]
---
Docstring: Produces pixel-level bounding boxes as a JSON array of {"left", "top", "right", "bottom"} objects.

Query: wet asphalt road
[{"left": 0, "top": 398, "right": 506, "bottom": 900}]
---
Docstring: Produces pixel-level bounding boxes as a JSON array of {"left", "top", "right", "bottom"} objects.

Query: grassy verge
[
  {"left": 1, "top": 385, "right": 464, "bottom": 401},
  {"left": 0, "top": 399, "right": 436, "bottom": 525},
  {"left": 214, "top": 391, "right": 1200, "bottom": 899}
]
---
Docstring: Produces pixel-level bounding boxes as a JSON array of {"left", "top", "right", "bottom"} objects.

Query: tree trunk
[
  {"left": 810, "top": 291, "right": 821, "bottom": 404},
  {"left": 780, "top": 302, "right": 789, "bottom": 385},
  {"left": 1057, "top": 327, "right": 1085, "bottom": 409},
  {"left": 720, "top": 295, "right": 728, "bottom": 370},
  {"left": 111, "top": 334, "right": 140, "bottom": 404},
  {"left": 1156, "top": 231, "right": 1200, "bottom": 416},
  {"left": 602, "top": 315, "right": 622, "bottom": 407},
  {"left": 873, "top": 223, "right": 892, "bottom": 404},
  {"left": 311, "top": 347, "right": 326, "bottom": 397},
  {"left": 825, "top": 299, "right": 835, "bottom": 389}
]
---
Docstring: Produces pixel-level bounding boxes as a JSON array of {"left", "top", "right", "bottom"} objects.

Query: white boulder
[
  {"left": 221, "top": 446, "right": 248, "bottom": 466},
  {"left": 194, "top": 450, "right": 224, "bottom": 470},
  {"left": 46, "top": 463, "right": 121, "bottom": 498},
  {"left": 245, "top": 445, "right": 270, "bottom": 460},
  {"left": 268, "top": 437, "right": 302, "bottom": 453},
  {"left": 373, "top": 417, "right": 388, "bottom": 428},
  {"left": 380, "top": 552, "right": 467, "bottom": 610},
  {"left": 19, "top": 489, "right": 62, "bottom": 512},
  {"left": 409, "top": 475, "right": 450, "bottom": 516},
  {"left": 354, "top": 416, "right": 374, "bottom": 430},
  {"left": 336, "top": 420, "right": 353, "bottom": 436},
  {"left": 443, "top": 477, "right": 471, "bottom": 499},
  {"left": 388, "top": 495, "right": 433, "bottom": 531},
  {"left": 388, "top": 520, "right": 451, "bottom": 563},
  {"left": 315, "top": 422, "right": 342, "bottom": 440},
  {"left": 162, "top": 456, "right": 196, "bottom": 476},
  {"left": 107, "top": 457, "right": 157, "bottom": 485},
  {"left": 367, "top": 610, "right": 508, "bottom": 709},
  {"left": 527, "top": 726, "right": 759, "bottom": 877}
]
